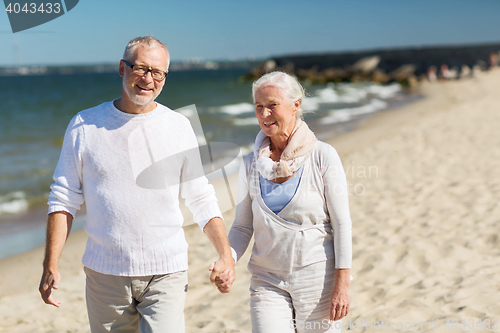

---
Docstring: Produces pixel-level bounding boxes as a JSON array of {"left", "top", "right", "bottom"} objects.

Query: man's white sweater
[{"left": 48, "top": 101, "right": 222, "bottom": 276}]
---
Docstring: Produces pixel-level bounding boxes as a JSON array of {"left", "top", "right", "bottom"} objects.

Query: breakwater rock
[{"left": 244, "top": 42, "right": 500, "bottom": 86}]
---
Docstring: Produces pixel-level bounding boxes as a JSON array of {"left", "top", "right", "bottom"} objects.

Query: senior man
[{"left": 39, "top": 36, "right": 235, "bottom": 332}]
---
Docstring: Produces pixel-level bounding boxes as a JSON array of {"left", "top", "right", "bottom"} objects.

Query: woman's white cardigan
[{"left": 228, "top": 141, "right": 352, "bottom": 274}]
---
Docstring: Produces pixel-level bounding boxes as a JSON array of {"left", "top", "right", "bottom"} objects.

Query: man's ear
[{"left": 119, "top": 60, "right": 125, "bottom": 77}]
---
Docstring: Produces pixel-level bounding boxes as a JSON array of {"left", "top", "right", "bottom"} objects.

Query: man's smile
[{"left": 136, "top": 85, "right": 153, "bottom": 92}]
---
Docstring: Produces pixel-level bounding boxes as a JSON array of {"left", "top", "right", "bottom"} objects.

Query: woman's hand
[
  {"left": 330, "top": 268, "right": 351, "bottom": 321},
  {"left": 209, "top": 259, "right": 235, "bottom": 293}
]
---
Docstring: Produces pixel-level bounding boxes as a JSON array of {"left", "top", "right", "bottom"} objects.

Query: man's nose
[{"left": 141, "top": 70, "right": 154, "bottom": 82}]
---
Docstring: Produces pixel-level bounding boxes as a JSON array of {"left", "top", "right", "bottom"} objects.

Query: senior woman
[{"left": 217, "top": 71, "right": 352, "bottom": 333}]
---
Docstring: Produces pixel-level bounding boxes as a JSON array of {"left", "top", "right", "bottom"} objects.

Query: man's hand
[
  {"left": 203, "top": 217, "right": 235, "bottom": 293},
  {"left": 39, "top": 269, "right": 61, "bottom": 307},
  {"left": 208, "top": 257, "right": 235, "bottom": 293},
  {"left": 39, "top": 211, "right": 73, "bottom": 307}
]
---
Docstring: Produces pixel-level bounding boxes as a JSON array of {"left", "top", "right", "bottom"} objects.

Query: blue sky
[{"left": 1, "top": 0, "right": 500, "bottom": 67}]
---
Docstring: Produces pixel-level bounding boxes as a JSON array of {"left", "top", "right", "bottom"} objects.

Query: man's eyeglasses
[{"left": 122, "top": 59, "right": 168, "bottom": 81}]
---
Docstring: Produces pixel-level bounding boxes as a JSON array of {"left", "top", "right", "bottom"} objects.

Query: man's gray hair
[
  {"left": 123, "top": 36, "right": 170, "bottom": 65},
  {"left": 252, "top": 71, "right": 306, "bottom": 120}
]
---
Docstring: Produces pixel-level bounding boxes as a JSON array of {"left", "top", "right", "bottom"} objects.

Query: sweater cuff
[
  {"left": 48, "top": 204, "right": 76, "bottom": 219},
  {"left": 195, "top": 202, "right": 224, "bottom": 231},
  {"left": 230, "top": 247, "right": 238, "bottom": 264}
]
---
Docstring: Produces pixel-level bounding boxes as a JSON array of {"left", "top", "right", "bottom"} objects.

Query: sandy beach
[{"left": 1, "top": 69, "right": 499, "bottom": 333}]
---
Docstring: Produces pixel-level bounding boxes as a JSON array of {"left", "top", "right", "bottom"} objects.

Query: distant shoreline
[
  {"left": 244, "top": 41, "right": 500, "bottom": 85},
  {"left": 3, "top": 40, "right": 499, "bottom": 78},
  {"left": 0, "top": 60, "right": 258, "bottom": 77}
]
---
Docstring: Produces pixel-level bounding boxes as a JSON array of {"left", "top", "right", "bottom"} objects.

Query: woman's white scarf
[{"left": 254, "top": 119, "right": 317, "bottom": 180}]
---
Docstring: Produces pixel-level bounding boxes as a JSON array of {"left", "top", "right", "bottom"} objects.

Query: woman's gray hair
[
  {"left": 123, "top": 36, "right": 170, "bottom": 65},
  {"left": 252, "top": 71, "right": 306, "bottom": 119}
]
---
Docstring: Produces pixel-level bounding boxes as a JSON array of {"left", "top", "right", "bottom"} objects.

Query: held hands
[
  {"left": 39, "top": 269, "right": 62, "bottom": 307},
  {"left": 208, "top": 256, "right": 235, "bottom": 293}
]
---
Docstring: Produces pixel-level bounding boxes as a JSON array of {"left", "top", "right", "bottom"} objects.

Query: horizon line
[{"left": 2, "top": 39, "right": 500, "bottom": 69}]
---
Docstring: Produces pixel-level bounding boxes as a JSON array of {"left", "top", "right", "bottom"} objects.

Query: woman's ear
[{"left": 294, "top": 99, "right": 301, "bottom": 112}]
